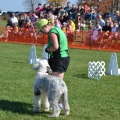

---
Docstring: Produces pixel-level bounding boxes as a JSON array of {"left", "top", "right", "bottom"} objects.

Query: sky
[{"left": 0, "top": 0, "right": 77, "bottom": 12}]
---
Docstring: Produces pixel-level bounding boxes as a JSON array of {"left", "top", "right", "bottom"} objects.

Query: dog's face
[{"left": 33, "top": 58, "right": 52, "bottom": 74}]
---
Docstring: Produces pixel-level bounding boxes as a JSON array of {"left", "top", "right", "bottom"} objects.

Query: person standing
[{"left": 37, "top": 19, "right": 70, "bottom": 80}]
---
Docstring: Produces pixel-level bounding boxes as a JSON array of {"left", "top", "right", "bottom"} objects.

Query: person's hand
[{"left": 45, "top": 47, "right": 49, "bottom": 53}]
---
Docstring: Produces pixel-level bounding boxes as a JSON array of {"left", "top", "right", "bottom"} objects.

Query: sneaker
[{"left": 58, "top": 103, "right": 63, "bottom": 110}]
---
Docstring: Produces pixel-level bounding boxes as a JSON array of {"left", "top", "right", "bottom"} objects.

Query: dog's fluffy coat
[{"left": 33, "top": 58, "right": 70, "bottom": 117}]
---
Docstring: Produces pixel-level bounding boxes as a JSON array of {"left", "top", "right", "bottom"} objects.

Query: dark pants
[
  {"left": 48, "top": 56, "right": 70, "bottom": 73},
  {"left": 85, "top": 14, "right": 96, "bottom": 21}
]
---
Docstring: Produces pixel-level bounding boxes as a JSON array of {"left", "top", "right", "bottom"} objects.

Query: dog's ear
[
  {"left": 42, "top": 59, "right": 52, "bottom": 74},
  {"left": 47, "top": 66, "right": 52, "bottom": 75}
]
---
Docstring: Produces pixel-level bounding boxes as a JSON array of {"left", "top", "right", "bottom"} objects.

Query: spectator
[
  {"left": 66, "top": 20, "right": 72, "bottom": 32},
  {"left": 42, "top": 4, "right": 49, "bottom": 17},
  {"left": 47, "top": 11, "right": 55, "bottom": 19},
  {"left": 59, "top": 12, "right": 69, "bottom": 24},
  {"left": 75, "top": 13, "right": 85, "bottom": 30},
  {"left": 23, "top": 12, "right": 28, "bottom": 22},
  {"left": 35, "top": 3, "right": 42, "bottom": 17},
  {"left": 83, "top": 23, "right": 94, "bottom": 45},
  {"left": 84, "top": 5, "right": 89, "bottom": 13},
  {"left": 55, "top": 12, "right": 61, "bottom": 20},
  {"left": 90, "top": 21, "right": 102, "bottom": 44},
  {"left": 53, "top": 3, "right": 61, "bottom": 16},
  {"left": 59, "top": 14, "right": 64, "bottom": 25},
  {"left": 29, "top": 22, "right": 37, "bottom": 43},
  {"left": 97, "top": 15, "right": 105, "bottom": 27},
  {"left": 54, "top": 18, "right": 62, "bottom": 28},
  {"left": 62, "top": 12, "right": 70, "bottom": 23},
  {"left": 114, "top": 29, "right": 120, "bottom": 48},
  {"left": 64, "top": 2, "right": 72, "bottom": 16},
  {"left": 18, "top": 14, "right": 24, "bottom": 28},
  {"left": 94, "top": 21, "right": 102, "bottom": 30},
  {"left": 67, "top": 18, "right": 75, "bottom": 32},
  {"left": 30, "top": 12, "right": 38, "bottom": 23},
  {"left": 59, "top": 7, "right": 66, "bottom": 16},
  {"left": 48, "top": 5, "right": 54, "bottom": 14},
  {"left": 10, "top": 13, "right": 18, "bottom": 24},
  {"left": 107, "top": 17, "right": 113, "bottom": 27},
  {"left": 61, "top": 22, "right": 67, "bottom": 34},
  {"left": 34, "top": 18, "right": 39, "bottom": 28},
  {"left": 116, "top": 11, "right": 120, "bottom": 27},
  {"left": 39, "top": 11, "right": 45, "bottom": 19},
  {"left": 100, "top": 20, "right": 112, "bottom": 48},
  {"left": 12, "top": 23, "right": 19, "bottom": 39},
  {"left": 24, "top": 20, "right": 30, "bottom": 29},
  {"left": 76, "top": 4, "right": 85, "bottom": 18},
  {"left": 85, "top": 6, "right": 96, "bottom": 21},
  {"left": 25, "top": 15, "right": 31, "bottom": 24},
  {"left": 69, "top": 4, "right": 77, "bottom": 19},
  {"left": 23, "top": 20, "right": 30, "bottom": 36},
  {"left": 102, "top": 20, "right": 112, "bottom": 32},
  {"left": 0, "top": 19, "right": 14, "bottom": 41},
  {"left": 107, "top": 20, "right": 119, "bottom": 48},
  {"left": 92, "top": 29, "right": 103, "bottom": 46}
]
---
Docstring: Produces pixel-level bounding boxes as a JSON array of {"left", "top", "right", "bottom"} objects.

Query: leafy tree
[
  {"left": 48, "top": 0, "right": 67, "bottom": 7},
  {"left": 22, "top": 0, "right": 41, "bottom": 11},
  {"left": 76, "top": 0, "right": 112, "bottom": 13}
]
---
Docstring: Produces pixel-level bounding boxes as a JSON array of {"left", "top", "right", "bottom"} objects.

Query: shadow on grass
[
  {"left": 0, "top": 100, "right": 50, "bottom": 116},
  {"left": 13, "top": 61, "right": 24, "bottom": 64},
  {"left": 73, "top": 74, "right": 89, "bottom": 79}
]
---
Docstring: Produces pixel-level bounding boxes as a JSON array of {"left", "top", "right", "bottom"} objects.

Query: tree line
[{"left": 22, "top": 0, "right": 120, "bottom": 13}]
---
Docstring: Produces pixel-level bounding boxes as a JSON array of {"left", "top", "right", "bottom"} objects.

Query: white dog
[{"left": 33, "top": 58, "right": 70, "bottom": 117}]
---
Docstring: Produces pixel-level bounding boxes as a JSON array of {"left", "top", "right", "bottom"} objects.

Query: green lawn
[
  {"left": 0, "top": 43, "right": 120, "bottom": 120},
  {"left": 0, "top": 20, "right": 7, "bottom": 26}
]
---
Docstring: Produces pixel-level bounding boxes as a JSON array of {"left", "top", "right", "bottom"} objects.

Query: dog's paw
[
  {"left": 43, "top": 107, "right": 49, "bottom": 112},
  {"left": 48, "top": 109, "right": 60, "bottom": 117},
  {"left": 63, "top": 110, "right": 69, "bottom": 115}
]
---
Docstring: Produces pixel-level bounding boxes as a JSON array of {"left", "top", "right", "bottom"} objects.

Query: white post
[
  {"left": 28, "top": 44, "right": 37, "bottom": 64},
  {"left": 107, "top": 52, "right": 119, "bottom": 76}
]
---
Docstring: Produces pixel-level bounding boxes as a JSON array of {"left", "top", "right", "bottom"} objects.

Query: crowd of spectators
[{"left": 0, "top": 2, "right": 120, "bottom": 48}]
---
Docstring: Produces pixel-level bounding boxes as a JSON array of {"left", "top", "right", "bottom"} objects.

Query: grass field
[
  {"left": 0, "top": 20, "right": 7, "bottom": 26},
  {"left": 0, "top": 42, "right": 120, "bottom": 120}
]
